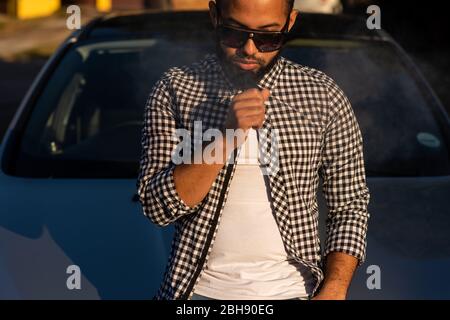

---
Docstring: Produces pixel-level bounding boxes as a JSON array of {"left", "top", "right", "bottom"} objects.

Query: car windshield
[{"left": 12, "top": 37, "right": 450, "bottom": 178}]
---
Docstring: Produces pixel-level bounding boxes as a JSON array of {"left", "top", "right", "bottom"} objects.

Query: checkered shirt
[{"left": 137, "top": 53, "right": 370, "bottom": 300}]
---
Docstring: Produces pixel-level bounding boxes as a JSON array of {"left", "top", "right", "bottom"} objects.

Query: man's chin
[
  {"left": 215, "top": 44, "right": 267, "bottom": 85},
  {"left": 223, "top": 60, "right": 259, "bottom": 83}
]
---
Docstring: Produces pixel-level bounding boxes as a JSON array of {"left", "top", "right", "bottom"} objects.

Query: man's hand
[
  {"left": 312, "top": 252, "right": 359, "bottom": 300},
  {"left": 224, "top": 88, "right": 270, "bottom": 134},
  {"left": 173, "top": 88, "right": 270, "bottom": 209}
]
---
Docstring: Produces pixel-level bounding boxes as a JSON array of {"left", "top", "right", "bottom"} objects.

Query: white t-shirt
[{"left": 194, "top": 129, "right": 315, "bottom": 300}]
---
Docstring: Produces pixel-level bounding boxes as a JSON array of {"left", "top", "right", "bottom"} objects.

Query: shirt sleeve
[
  {"left": 320, "top": 83, "right": 371, "bottom": 265},
  {"left": 136, "top": 73, "right": 207, "bottom": 227}
]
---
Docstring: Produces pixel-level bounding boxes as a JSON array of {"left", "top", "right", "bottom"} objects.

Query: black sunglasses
[{"left": 215, "top": 7, "right": 291, "bottom": 52}]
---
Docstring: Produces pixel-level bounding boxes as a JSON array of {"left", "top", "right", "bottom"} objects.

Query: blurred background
[{"left": 0, "top": 0, "right": 449, "bottom": 141}]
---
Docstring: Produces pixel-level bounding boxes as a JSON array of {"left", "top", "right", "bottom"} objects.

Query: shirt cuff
[{"left": 149, "top": 163, "right": 208, "bottom": 219}]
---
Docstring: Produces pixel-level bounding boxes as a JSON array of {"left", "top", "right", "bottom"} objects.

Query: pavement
[{"left": 0, "top": 8, "right": 99, "bottom": 61}]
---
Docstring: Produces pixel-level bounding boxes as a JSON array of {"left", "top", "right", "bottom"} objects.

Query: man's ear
[
  {"left": 288, "top": 9, "right": 299, "bottom": 32},
  {"left": 209, "top": 1, "right": 218, "bottom": 28}
]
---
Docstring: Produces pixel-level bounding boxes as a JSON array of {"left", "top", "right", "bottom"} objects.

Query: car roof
[{"left": 80, "top": 10, "right": 390, "bottom": 42}]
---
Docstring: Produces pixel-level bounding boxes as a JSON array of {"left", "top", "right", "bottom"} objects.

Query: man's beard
[{"left": 215, "top": 39, "right": 283, "bottom": 90}]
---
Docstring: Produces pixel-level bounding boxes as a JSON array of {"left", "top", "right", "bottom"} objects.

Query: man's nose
[{"left": 242, "top": 37, "right": 259, "bottom": 56}]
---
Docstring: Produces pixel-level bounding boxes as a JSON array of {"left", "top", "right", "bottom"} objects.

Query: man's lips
[{"left": 234, "top": 59, "right": 260, "bottom": 70}]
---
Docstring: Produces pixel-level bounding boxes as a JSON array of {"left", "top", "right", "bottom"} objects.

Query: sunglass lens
[
  {"left": 254, "top": 34, "right": 284, "bottom": 52},
  {"left": 218, "top": 27, "right": 247, "bottom": 48},
  {"left": 218, "top": 26, "right": 285, "bottom": 52}
]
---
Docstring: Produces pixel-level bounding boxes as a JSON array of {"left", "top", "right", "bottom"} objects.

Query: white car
[
  {"left": 1, "top": 10, "right": 450, "bottom": 299},
  {"left": 294, "top": 0, "right": 343, "bottom": 14}
]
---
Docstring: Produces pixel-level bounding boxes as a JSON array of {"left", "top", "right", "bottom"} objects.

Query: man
[{"left": 137, "top": 0, "right": 370, "bottom": 300}]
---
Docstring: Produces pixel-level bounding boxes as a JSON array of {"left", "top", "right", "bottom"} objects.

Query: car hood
[
  {"left": 340, "top": 176, "right": 450, "bottom": 299},
  {"left": 0, "top": 172, "right": 173, "bottom": 299},
  {"left": 1, "top": 172, "right": 450, "bottom": 299}
]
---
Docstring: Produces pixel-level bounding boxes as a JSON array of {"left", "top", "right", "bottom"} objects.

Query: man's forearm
[
  {"left": 174, "top": 162, "right": 224, "bottom": 208},
  {"left": 314, "top": 252, "right": 358, "bottom": 300},
  {"left": 174, "top": 88, "right": 267, "bottom": 209},
  {"left": 173, "top": 137, "right": 232, "bottom": 208}
]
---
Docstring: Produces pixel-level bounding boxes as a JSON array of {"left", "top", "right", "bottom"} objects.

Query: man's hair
[{"left": 215, "top": 0, "right": 295, "bottom": 16}]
